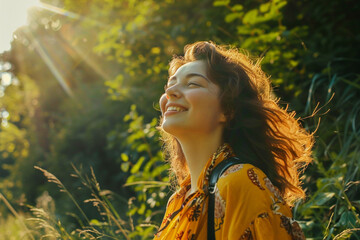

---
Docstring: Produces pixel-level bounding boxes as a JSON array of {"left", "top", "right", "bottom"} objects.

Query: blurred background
[{"left": 0, "top": 0, "right": 359, "bottom": 239}]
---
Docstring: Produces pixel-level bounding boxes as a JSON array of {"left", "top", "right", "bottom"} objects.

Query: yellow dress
[{"left": 154, "top": 143, "right": 305, "bottom": 240}]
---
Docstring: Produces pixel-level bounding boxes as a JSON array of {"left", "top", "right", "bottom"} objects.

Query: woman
[{"left": 154, "top": 41, "right": 313, "bottom": 239}]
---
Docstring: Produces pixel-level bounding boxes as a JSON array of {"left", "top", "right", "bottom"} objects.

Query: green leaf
[
  {"left": 137, "top": 203, "right": 146, "bottom": 214},
  {"left": 259, "top": 2, "right": 270, "bottom": 12},
  {"left": 130, "top": 156, "right": 146, "bottom": 174},
  {"left": 335, "top": 211, "right": 357, "bottom": 227},
  {"left": 121, "top": 153, "right": 129, "bottom": 162},
  {"left": 123, "top": 114, "right": 131, "bottom": 122},
  {"left": 232, "top": 4, "right": 243, "bottom": 11},
  {"left": 213, "top": 0, "right": 230, "bottom": 7},
  {"left": 289, "top": 60, "right": 299, "bottom": 67},
  {"left": 225, "top": 12, "right": 242, "bottom": 23},
  {"left": 313, "top": 192, "right": 336, "bottom": 206},
  {"left": 123, "top": 49, "right": 132, "bottom": 57},
  {"left": 121, "top": 162, "right": 130, "bottom": 172},
  {"left": 151, "top": 47, "right": 161, "bottom": 55},
  {"left": 243, "top": 9, "right": 258, "bottom": 24},
  {"left": 90, "top": 219, "right": 102, "bottom": 226},
  {"left": 137, "top": 143, "right": 149, "bottom": 153},
  {"left": 236, "top": 26, "right": 251, "bottom": 35},
  {"left": 151, "top": 164, "right": 169, "bottom": 178}
]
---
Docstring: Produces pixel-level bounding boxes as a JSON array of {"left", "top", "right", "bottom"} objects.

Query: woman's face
[{"left": 160, "top": 60, "right": 226, "bottom": 137}]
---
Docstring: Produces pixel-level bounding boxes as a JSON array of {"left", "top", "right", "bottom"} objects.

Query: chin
[
  {"left": 161, "top": 123, "right": 177, "bottom": 135},
  {"left": 161, "top": 122, "right": 186, "bottom": 137}
]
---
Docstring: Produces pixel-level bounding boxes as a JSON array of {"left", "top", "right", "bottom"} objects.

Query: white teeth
[{"left": 167, "top": 106, "right": 186, "bottom": 112}]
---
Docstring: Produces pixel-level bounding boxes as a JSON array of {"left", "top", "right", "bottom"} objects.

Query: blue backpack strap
[{"left": 207, "top": 157, "right": 249, "bottom": 240}]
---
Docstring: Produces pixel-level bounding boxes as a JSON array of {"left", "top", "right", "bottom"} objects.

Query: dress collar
[{"left": 177, "top": 143, "right": 235, "bottom": 197}]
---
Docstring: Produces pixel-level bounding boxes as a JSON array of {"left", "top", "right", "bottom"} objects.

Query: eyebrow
[{"left": 168, "top": 73, "right": 210, "bottom": 83}]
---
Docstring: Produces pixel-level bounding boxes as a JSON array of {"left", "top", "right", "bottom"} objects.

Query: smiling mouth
[{"left": 166, "top": 106, "right": 187, "bottom": 112}]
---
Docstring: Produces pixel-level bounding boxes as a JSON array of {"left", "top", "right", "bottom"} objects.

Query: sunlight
[
  {"left": 24, "top": 28, "right": 74, "bottom": 98},
  {"left": 0, "top": 0, "right": 40, "bottom": 53},
  {"left": 1, "top": 72, "right": 12, "bottom": 86},
  {"left": 21, "top": 1, "right": 108, "bottom": 97},
  {"left": 37, "top": 2, "right": 107, "bottom": 27},
  {"left": 0, "top": 0, "right": 101, "bottom": 98},
  {"left": 37, "top": 1, "right": 82, "bottom": 19}
]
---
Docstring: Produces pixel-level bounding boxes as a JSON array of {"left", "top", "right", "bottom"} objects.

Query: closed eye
[
  {"left": 164, "top": 83, "right": 201, "bottom": 90},
  {"left": 187, "top": 82, "right": 201, "bottom": 87}
]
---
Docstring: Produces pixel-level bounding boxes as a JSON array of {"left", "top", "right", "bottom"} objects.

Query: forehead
[{"left": 171, "top": 60, "right": 207, "bottom": 78}]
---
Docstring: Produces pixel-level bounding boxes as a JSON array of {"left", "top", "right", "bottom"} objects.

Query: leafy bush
[{"left": 1, "top": 0, "right": 359, "bottom": 238}]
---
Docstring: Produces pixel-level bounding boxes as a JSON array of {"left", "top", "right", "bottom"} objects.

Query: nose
[{"left": 165, "top": 84, "right": 181, "bottom": 99}]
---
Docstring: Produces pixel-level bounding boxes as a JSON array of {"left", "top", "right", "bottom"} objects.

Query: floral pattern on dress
[
  {"left": 240, "top": 227, "right": 253, "bottom": 239},
  {"left": 264, "top": 177, "right": 284, "bottom": 203},
  {"left": 213, "top": 164, "right": 245, "bottom": 231},
  {"left": 187, "top": 233, "right": 196, "bottom": 240},
  {"left": 187, "top": 204, "right": 202, "bottom": 222},
  {"left": 162, "top": 212, "right": 172, "bottom": 225},
  {"left": 220, "top": 163, "right": 244, "bottom": 179},
  {"left": 176, "top": 230, "right": 196, "bottom": 240},
  {"left": 213, "top": 184, "right": 226, "bottom": 231},
  {"left": 214, "top": 185, "right": 226, "bottom": 219},
  {"left": 247, "top": 168, "right": 265, "bottom": 190},
  {"left": 240, "top": 213, "right": 269, "bottom": 239},
  {"left": 280, "top": 215, "right": 306, "bottom": 240},
  {"left": 175, "top": 231, "right": 184, "bottom": 240}
]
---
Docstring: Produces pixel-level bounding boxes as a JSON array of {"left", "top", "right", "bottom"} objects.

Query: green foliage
[
  {"left": 2, "top": 105, "right": 168, "bottom": 239},
  {"left": 0, "top": 0, "right": 359, "bottom": 238},
  {"left": 295, "top": 69, "right": 360, "bottom": 239},
  {"left": 107, "top": 104, "right": 169, "bottom": 239}
]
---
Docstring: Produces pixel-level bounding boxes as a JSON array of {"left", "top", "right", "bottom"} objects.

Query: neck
[{"left": 177, "top": 129, "right": 224, "bottom": 195}]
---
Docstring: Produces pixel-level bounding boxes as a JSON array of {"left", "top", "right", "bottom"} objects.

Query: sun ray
[
  {"left": 24, "top": 28, "right": 74, "bottom": 98},
  {"left": 56, "top": 33, "right": 112, "bottom": 82},
  {"left": 36, "top": 2, "right": 108, "bottom": 28},
  {"left": 32, "top": 2, "right": 113, "bottom": 81}
]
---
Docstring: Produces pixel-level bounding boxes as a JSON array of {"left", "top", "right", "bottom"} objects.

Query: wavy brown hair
[{"left": 159, "top": 41, "right": 314, "bottom": 205}]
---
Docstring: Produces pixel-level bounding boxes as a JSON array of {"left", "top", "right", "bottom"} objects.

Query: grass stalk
[
  {"left": 34, "top": 166, "right": 91, "bottom": 226},
  {"left": 0, "top": 192, "right": 35, "bottom": 240},
  {"left": 71, "top": 164, "right": 131, "bottom": 240}
]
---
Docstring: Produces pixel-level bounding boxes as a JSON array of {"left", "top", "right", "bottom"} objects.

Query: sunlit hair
[{"left": 159, "top": 41, "right": 314, "bottom": 205}]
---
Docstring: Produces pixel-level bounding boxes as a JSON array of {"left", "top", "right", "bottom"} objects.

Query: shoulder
[
  {"left": 217, "top": 163, "right": 269, "bottom": 192},
  {"left": 213, "top": 164, "right": 303, "bottom": 239},
  {"left": 216, "top": 163, "right": 288, "bottom": 213}
]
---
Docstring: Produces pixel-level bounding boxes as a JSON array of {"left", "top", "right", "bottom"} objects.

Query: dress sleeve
[
  {"left": 214, "top": 164, "right": 305, "bottom": 240},
  {"left": 250, "top": 211, "right": 305, "bottom": 240}
]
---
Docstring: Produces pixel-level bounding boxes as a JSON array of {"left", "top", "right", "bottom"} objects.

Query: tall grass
[
  {"left": 1, "top": 164, "right": 137, "bottom": 239},
  {"left": 0, "top": 193, "right": 35, "bottom": 240},
  {"left": 31, "top": 165, "right": 133, "bottom": 239},
  {"left": 297, "top": 66, "right": 360, "bottom": 239},
  {"left": 0, "top": 214, "right": 33, "bottom": 240}
]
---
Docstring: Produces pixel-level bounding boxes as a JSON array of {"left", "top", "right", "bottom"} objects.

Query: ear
[
  {"left": 219, "top": 110, "right": 235, "bottom": 124},
  {"left": 219, "top": 112, "right": 227, "bottom": 123}
]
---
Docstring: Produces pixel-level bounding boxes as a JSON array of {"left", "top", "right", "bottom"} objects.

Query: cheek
[
  {"left": 188, "top": 93, "right": 223, "bottom": 119},
  {"left": 188, "top": 92, "right": 221, "bottom": 109},
  {"left": 159, "top": 93, "right": 168, "bottom": 114}
]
